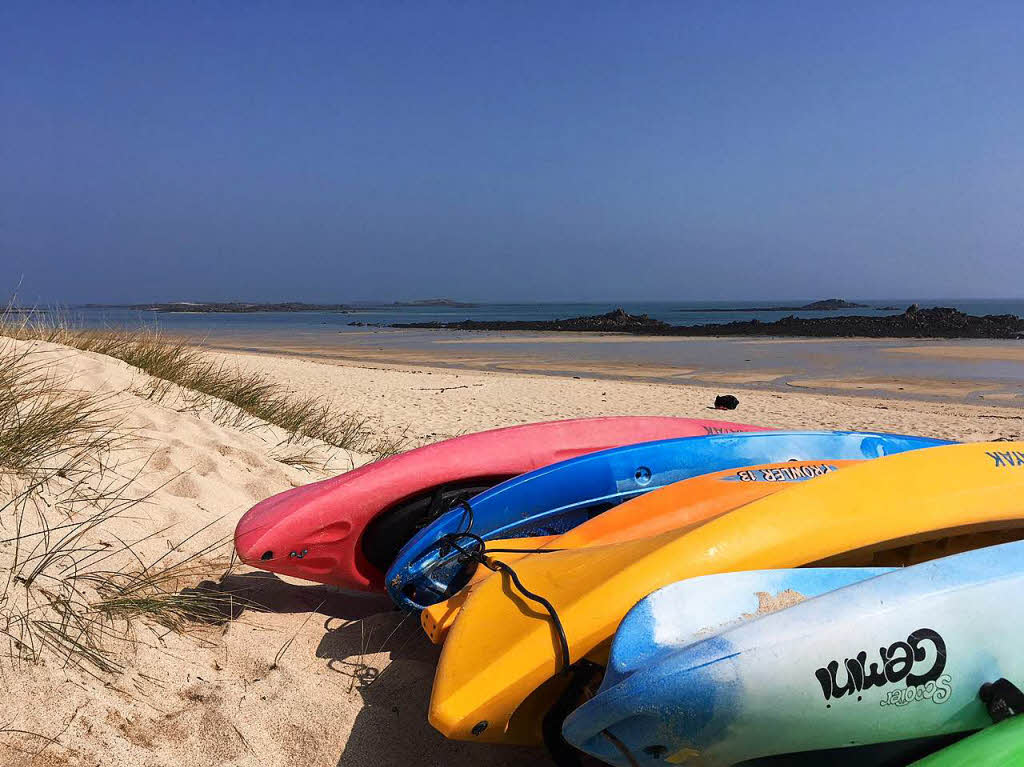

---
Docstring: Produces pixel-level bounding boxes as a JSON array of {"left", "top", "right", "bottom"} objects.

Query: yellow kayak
[
  {"left": 421, "top": 459, "right": 857, "bottom": 644},
  {"left": 430, "top": 442, "right": 1024, "bottom": 745}
]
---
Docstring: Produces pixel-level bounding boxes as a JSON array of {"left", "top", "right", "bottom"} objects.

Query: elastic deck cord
[
  {"left": 430, "top": 500, "right": 572, "bottom": 675},
  {"left": 435, "top": 501, "right": 613, "bottom": 767}
]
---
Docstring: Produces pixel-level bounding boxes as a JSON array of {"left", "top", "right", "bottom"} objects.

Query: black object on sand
[{"left": 714, "top": 394, "right": 739, "bottom": 410}]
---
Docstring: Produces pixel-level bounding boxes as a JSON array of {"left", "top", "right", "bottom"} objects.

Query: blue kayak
[
  {"left": 564, "top": 540, "right": 1024, "bottom": 766},
  {"left": 385, "top": 430, "right": 950, "bottom": 610}
]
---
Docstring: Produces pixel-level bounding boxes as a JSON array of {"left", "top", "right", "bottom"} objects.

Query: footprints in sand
[
  {"left": 215, "top": 443, "right": 264, "bottom": 469},
  {"left": 149, "top": 449, "right": 173, "bottom": 472},
  {"left": 166, "top": 474, "right": 202, "bottom": 500},
  {"left": 104, "top": 683, "right": 246, "bottom": 763},
  {"left": 191, "top": 454, "right": 219, "bottom": 478}
]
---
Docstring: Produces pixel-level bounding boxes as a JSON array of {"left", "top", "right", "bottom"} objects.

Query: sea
[
  {"left": 55, "top": 298, "right": 1024, "bottom": 336},
  {"left": 34, "top": 299, "right": 1024, "bottom": 405}
]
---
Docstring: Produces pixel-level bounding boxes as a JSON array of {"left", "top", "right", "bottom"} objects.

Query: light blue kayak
[
  {"left": 602, "top": 568, "right": 893, "bottom": 690},
  {"left": 385, "top": 430, "right": 950, "bottom": 610},
  {"left": 564, "top": 540, "right": 1024, "bottom": 766}
]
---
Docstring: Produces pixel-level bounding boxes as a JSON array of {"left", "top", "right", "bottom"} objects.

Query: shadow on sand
[
  {"left": 185, "top": 570, "right": 395, "bottom": 622},
  {"left": 191, "top": 571, "right": 558, "bottom": 765},
  {"left": 316, "top": 612, "right": 552, "bottom": 766}
]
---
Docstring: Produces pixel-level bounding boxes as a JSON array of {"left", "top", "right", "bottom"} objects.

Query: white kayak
[{"left": 564, "top": 540, "right": 1024, "bottom": 766}]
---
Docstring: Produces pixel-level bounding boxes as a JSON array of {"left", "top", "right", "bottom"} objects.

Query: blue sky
[{"left": 2, "top": 1, "right": 1022, "bottom": 303}]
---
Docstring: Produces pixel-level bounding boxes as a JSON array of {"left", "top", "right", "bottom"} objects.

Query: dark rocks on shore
[
  {"left": 395, "top": 307, "right": 673, "bottom": 333},
  {"left": 394, "top": 305, "right": 1024, "bottom": 340}
]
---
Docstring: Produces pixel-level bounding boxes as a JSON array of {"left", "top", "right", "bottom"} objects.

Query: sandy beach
[{"left": 2, "top": 337, "right": 1021, "bottom": 767}]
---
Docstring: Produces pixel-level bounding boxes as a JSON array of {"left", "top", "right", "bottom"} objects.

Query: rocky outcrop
[
  {"left": 395, "top": 306, "right": 1024, "bottom": 339},
  {"left": 395, "top": 307, "right": 671, "bottom": 332},
  {"left": 683, "top": 306, "right": 1024, "bottom": 338}
]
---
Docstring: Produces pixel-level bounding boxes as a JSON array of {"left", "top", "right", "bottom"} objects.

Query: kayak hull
[
  {"left": 911, "top": 716, "right": 1024, "bottom": 766},
  {"left": 602, "top": 567, "right": 893, "bottom": 689}
]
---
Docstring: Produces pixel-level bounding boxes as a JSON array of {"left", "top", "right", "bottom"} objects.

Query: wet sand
[
  {"left": 885, "top": 345, "right": 1024, "bottom": 362},
  {"left": 196, "top": 331, "right": 1024, "bottom": 406}
]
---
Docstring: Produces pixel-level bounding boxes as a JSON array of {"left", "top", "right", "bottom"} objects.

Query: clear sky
[{"left": 2, "top": 1, "right": 1022, "bottom": 303}]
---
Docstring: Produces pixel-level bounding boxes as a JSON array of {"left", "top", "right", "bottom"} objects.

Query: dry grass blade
[
  {"left": 0, "top": 722, "right": 64, "bottom": 759},
  {"left": 270, "top": 600, "right": 324, "bottom": 670},
  {"left": 270, "top": 445, "right": 332, "bottom": 472},
  {"left": 84, "top": 524, "right": 250, "bottom": 633}
]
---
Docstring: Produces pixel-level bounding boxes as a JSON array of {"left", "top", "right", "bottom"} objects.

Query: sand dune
[{"left": 1, "top": 340, "right": 1018, "bottom": 766}]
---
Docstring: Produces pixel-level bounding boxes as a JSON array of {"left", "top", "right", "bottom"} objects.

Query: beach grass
[
  {"left": 0, "top": 307, "right": 408, "bottom": 458},
  {"left": 0, "top": 338, "right": 244, "bottom": 676},
  {"left": 0, "top": 340, "right": 124, "bottom": 477}
]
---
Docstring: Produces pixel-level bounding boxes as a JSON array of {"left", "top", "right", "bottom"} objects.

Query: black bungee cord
[{"left": 428, "top": 500, "right": 572, "bottom": 675}]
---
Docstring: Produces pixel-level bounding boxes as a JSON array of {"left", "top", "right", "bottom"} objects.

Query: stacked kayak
[
  {"left": 420, "top": 458, "right": 861, "bottom": 644},
  {"left": 232, "top": 416, "right": 764, "bottom": 590},
  {"left": 431, "top": 441, "right": 1024, "bottom": 747},
  {"left": 911, "top": 716, "right": 1024, "bottom": 766},
  {"left": 386, "top": 430, "right": 945, "bottom": 610},
  {"left": 234, "top": 414, "right": 1024, "bottom": 766}
]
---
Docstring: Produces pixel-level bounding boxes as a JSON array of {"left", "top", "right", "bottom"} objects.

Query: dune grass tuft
[
  {"left": 0, "top": 341, "right": 124, "bottom": 477},
  {"left": 84, "top": 522, "right": 245, "bottom": 633},
  {"left": 0, "top": 307, "right": 409, "bottom": 458}
]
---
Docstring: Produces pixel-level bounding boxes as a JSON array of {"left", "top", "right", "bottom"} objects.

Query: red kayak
[{"left": 233, "top": 416, "right": 768, "bottom": 591}]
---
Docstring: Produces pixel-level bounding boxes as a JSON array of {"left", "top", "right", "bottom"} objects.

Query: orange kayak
[{"left": 421, "top": 459, "right": 856, "bottom": 643}]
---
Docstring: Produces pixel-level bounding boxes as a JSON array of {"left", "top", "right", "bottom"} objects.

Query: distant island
[
  {"left": 676, "top": 298, "right": 901, "bottom": 312},
  {"left": 391, "top": 298, "right": 478, "bottom": 308},
  {"left": 394, "top": 305, "right": 1024, "bottom": 339},
  {"left": 81, "top": 298, "right": 478, "bottom": 313}
]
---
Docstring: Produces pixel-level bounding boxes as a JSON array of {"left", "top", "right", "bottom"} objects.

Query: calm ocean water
[
  {"left": 35, "top": 298, "right": 1024, "bottom": 403},
  {"left": 61, "top": 298, "right": 1024, "bottom": 336}
]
